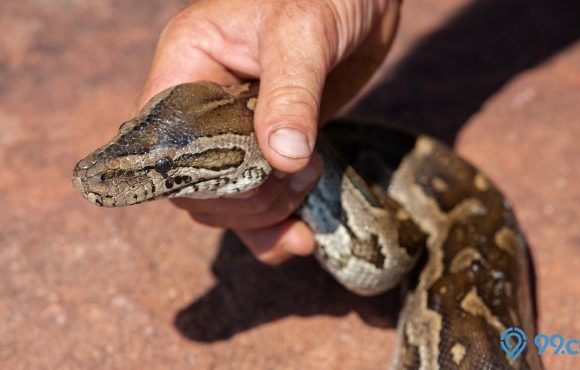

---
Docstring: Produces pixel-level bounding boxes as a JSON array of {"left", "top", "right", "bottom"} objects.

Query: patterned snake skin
[{"left": 72, "top": 81, "right": 542, "bottom": 369}]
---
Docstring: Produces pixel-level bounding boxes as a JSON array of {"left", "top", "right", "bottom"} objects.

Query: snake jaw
[
  {"left": 72, "top": 149, "right": 158, "bottom": 206},
  {"left": 72, "top": 135, "right": 272, "bottom": 206}
]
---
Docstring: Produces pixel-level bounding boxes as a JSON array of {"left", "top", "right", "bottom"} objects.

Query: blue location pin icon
[{"left": 500, "top": 327, "right": 528, "bottom": 361}]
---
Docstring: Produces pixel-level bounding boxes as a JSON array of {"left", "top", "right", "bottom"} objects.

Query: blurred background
[{"left": 0, "top": 0, "right": 579, "bottom": 369}]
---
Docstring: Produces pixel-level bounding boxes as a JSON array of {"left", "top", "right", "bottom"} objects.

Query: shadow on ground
[
  {"left": 354, "top": 0, "right": 580, "bottom": 144},
  {"left": 175, "top": 0, "right": 580, "bottom": 342},
  {"left": 175, "top": 232, "right": 399, "bottom": 341}
]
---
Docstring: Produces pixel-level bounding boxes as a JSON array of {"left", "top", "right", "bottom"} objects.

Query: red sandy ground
[{"left": 0, "top": 1, "right": 578, "bottom": 369}]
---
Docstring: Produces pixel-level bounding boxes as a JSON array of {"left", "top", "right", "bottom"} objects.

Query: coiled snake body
[{"left": 73, "top": 82, "right": 542, "bottom": 370}]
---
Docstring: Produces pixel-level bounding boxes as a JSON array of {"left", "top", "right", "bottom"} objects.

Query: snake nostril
[{"left": 75, "top": 156, "right": 98, "bottom": 170}]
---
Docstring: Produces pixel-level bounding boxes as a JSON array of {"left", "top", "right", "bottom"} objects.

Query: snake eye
[{"left": 154, "top": 157, "right": 173, "bottom": 174}]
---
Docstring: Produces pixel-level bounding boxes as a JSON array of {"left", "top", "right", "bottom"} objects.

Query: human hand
[{"left": 140, "top": 0, "right": 401, "bottom": 264}]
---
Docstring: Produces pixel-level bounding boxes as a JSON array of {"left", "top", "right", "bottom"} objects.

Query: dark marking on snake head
[
  {"left": 100, "top": 171, "right": 116, "bottom": 181},
  {"left": 165, "top": 177, "right": 174, "bottom": 189},
  {"left": 174, "top": 148, "right": 245, "bottom": 171}
]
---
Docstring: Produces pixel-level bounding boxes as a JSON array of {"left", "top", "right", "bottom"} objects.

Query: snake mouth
[
  {"left": 71, "top": 174, "right": 107, "bottom": 206},
  {"left": 158, "top": 176, "right": 224, "bottom": 199},
  {"left": 72, "top": 158, "right": 227, "bottom": 206},
  {"left": 71, "top": 175, "right": 91, "bottom": 199},
  {"left": 71, "top": 158, "right": 156, "bottom": 207},
  {"left": 71, "top": 167, "right": 109, "bottom": 206}
]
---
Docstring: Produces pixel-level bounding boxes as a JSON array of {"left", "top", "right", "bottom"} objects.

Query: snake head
[{"left": 72, "top": 82, "right": 271, "bottom": 207}]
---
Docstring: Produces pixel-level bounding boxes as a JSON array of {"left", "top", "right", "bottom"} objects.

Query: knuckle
[
  {"left": 283, "top": 1, "right": 338, "bottom": 55},
  {"left": 268, "top": 199, "right": 298, "bottom": 225},
  {"left": 254, "top": 251, "right": 277, "bottom": 265},
  {"left": 264, "top": 84, "right": 320, "bottom": 127},
  {"left": 268, "top": 83, "right": 320, "bottom": 109},
  {"left": 163, "top": 7, "right": 194, "bottom": 38},
  {"left": 247, "top": 193, "right": 273, "bottom": 214},
  {"left": 264, "top": 1, "right": 337, "bottom": 65},
  {"left": 283, "top": 1, "right": 334, "bottom": 33},
  {"left": 162, "top": 8, "right": 222, "bottom": 52}
]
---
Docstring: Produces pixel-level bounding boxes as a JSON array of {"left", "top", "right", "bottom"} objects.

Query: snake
[{"left": 72, "top": 81, "right": 542, "bottom": 369}]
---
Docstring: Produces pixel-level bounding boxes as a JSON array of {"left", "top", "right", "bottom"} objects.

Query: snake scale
[{"left": 72, "top": 80, "right": 542, "bottom": 369}]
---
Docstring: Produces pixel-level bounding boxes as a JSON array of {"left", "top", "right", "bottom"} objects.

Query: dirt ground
[{"left": 1, "top": 0, "right": 579, "bottom": 369}]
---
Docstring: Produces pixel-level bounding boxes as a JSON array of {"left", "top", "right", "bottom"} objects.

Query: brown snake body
[{"left": 72, "top": 81, "right": 542, "bottom": 369}]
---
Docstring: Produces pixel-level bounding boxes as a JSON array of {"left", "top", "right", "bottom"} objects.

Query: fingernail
[
  {"left": 269, "top": 127, "right": 312, "bottom": 159},
  {"left": 289, "top": 160, "right": 320, "bottom": 193}
]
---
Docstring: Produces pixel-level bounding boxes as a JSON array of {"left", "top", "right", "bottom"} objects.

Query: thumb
[{"left": 253, "top": 18, "right": 330, "bottom": 173}]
